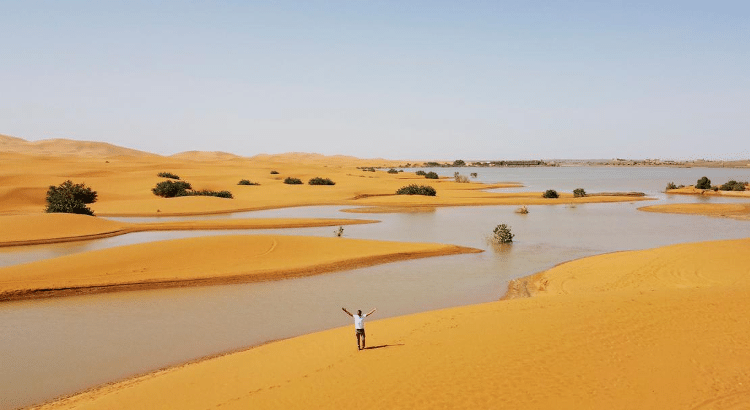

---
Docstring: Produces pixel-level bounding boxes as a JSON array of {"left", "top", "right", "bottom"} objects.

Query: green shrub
[
  {"left": 415, "top": 170, "right": 427, "bottom": 176},
  {"left": 270, "top": 170, "right": 279, "bottom": 175},
  {"left": 492, "top": 224, "right": 514, "bottom": 244},
  {"left": 45, "top": 180, "right": 98, "bottom": 215},
  {"left": 152, "top": 180, "right": 192, "bottom": 197},
  {"left": 720, "top": 180, "right": 747, "bottom": 191},
  {"left": 395, "top": 184, "right": 437, "bottom": 196},
  {"left": 238, "top": 180, "right": 260, "bottom": 186},
  {"left": 387, "top": 168, "right": 399, "bottom": 174},
  {"left": 453, "top": 159, "right": 465, "bottom": 167},
  {"left": 573, "top": 188, "right": 586, "bottom": 198},
  {"left": 696, "top": 176, "right": 711, "bottom": 190},
  {"left": 308, "top": 177, "right": 335, "bottom": 185},
  {"left": 470, "top": 173, "right": 478, "bottom": 178},
  {"left": 157, "top": 172, "right": 180, "bottom": 180},
  {"left": 425, "top": 171, "right": 439, "bottom": 179},
  {"left": 543, "top": 189, "right": 559, "bottom": 199},
  {"left": 284, "top": 177, "right": 303, "bottom": 185},
  {"left": 180, "top": 190, "right": 233, "bottom": 199},
  {"left": 666, "top": 182, "right": 678, "bottom": 190},
  {"left": 361, "top": 167, "right": 376, "bottom": 172}
]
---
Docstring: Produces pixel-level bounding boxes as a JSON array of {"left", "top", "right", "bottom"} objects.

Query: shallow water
[{"left": 2, "top": 167, "right": 750, "bottom": 409}]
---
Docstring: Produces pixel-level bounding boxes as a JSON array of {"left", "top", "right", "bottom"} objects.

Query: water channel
[{"left": 2, "top": 167, "right": 750, "bottom": 409}]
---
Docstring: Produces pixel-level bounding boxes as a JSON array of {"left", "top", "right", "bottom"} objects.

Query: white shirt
[{"left": 354, "top": 313, "right": 368, "bottom": 330}]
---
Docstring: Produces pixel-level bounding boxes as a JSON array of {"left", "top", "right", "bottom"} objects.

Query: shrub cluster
[
  {"left": 387, "top": 168, "right": 399, "bottom": 174},
  {"left": 157, "top": 172, "right": 180, "bottom": 180},
  {"left": 453, "top": 159, "right": 466, "bottom": 167},
  {"left": 543, "top": 189, "right": 559, "bottom": 198},
  {"left": 696, "top": 176, "right": 711, "bottom": 190},
  {"left": 181, "top": 190, "right": 233, "bottom": 198},
  {"left": 309, "top": 177, "right": 336, "bottom": 185},
  {"left": 573, "top": 188, "right": 586, "bottom": 198},
  {"left": 45, "top": 180, "right": 98, "bottom": 215},
  {"left": 270, "top": 170, "right": 280, "bottom": 175},
  {"left": 395, "top": 184, "right": 437, "bottom": 196},
  {"left": 152, "top": 180, "right": 193, "bottom": 197},
  {"left": 284, "top": 177, "right": 303, "bottom": 185},
  {"left": 666, "top": 182, "right": 678, "bottom": 190},
  {"left": 470, "top": 173, "right": 478, "bottom": 178},
  {"left": 424, "top": 171, "right": 439, "bottom": 179},
  {"left": 492, "top": 224, "right": 514, "bottom": 244},
  {"left": 415, "top": 170, "right": 427, "bottom": 176},
  {"left": 360, "top": 167, "right": 376, "bottom": 172},
  {"left": 238, "top": 180, "right": 260, "bottom": 186},
  {"left": 720, "top": 180, "right": 747, "bottom": 191}
]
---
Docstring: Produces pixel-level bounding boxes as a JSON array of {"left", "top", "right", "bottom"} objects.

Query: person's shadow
[{"left": 363, "top": 343, "right": 405, "bottom": 350}]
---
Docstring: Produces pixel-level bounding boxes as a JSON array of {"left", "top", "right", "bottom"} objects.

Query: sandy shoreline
[{"left": 29, "top": 237, "right": 750, "bottom": 410}]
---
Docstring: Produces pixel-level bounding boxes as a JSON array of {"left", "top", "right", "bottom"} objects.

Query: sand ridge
[
  {"left": 639, "top": 203, "right": 750, "bottom": 221},
  {"left": 30, "top": 237, "right": 750, "bottom": 410}
]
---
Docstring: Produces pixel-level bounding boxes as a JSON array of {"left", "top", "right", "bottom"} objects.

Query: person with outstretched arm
[{"left": 342, "top": 307, "right": 376, "bottom": 351}]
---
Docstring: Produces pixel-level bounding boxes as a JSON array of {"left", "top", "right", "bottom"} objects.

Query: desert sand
[
  {"left": 30, "top": 237, "right": 750, "bottom": 410},
  {"left": 639, "top": 203, "right": 750, "bottom": 221}
]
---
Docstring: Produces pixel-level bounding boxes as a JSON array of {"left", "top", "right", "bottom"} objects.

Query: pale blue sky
[{"left": 1, "top": 1, "right": 748, "bottom": 160}]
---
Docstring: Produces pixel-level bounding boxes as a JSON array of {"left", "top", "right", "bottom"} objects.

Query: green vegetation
[
  {"left": 45, "top": 180, "right": 98, "bottom": 216},
  {"left": 308, "top": 177, "right": 336, "bottom": 185},
  {"left": 152, "top": 180, "right": 193, "bottom": 197},
  {"left": 181, "top": 190, "right": 233, "bottom": 199},
  {"left": 360, "top": 167, "right": 376, "bottom": 172},
  {"left": 415, "top": 170, "right": 427, "bottom": 176},
  {"left": 157, "top": 172, "right": 180, "bottom": 180},
  {"left": 696, "top": 176, "right": 712, "bottom": 190},
  {"left": 425, "top": 171, "right": 439, "bottom": 179},
  {"left": 719, "top": 180, "right": 747, "bottom": 191},
  {"left": 453, "top": 159, "right": 466, "bottom": 167},
  {"left": 270, "top": 170, "right": 279, "bottom": 174},
  {"left": 543, "top": 189, "right": 559, "bottom": 199},
  {"left": 470, "top": 172, "right": 478, "bottom": 178},
  {"left": 666, "top": 182, "right": 678, "bottom": 190},
  {"left": 284, "top": 177, "right": 303, "bottom": 185},
  {"left": 387, "top": 168, "right": 399, "bottom": 174},
  {"left": 573, "top": 188, "right": 586, "bottom": 198},
  {"left": 492, "top": 224, "right": 514, "bottom": 244},
  {"left": 238, "top": 179, "right": 260, "bottom": 186},
  {"left": 395, "top": 184, "right": 437, "bottom": 196}
]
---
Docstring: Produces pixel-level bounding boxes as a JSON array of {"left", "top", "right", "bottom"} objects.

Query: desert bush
[
  {"left": 425, "top": 171, "right": 439, "bottom": 179},
  {"left": 45, "top": 180, "right": 98, "bottom": 215},
  {"left": 470, "top": 172, "right": 478, "bottom": 178},
  {"left": 542, "top": 189, "right": 559, "bottom": 199},
  {"left": 157, "top": 172, "right": 180, "bottom": 180},
  {"left": 238, "top": 180, "right": 260, "bottom": 186},
  {"left": 515, "top": 205, "right": 529, "bottom": 214},
  {"left": 284, "top": 177, "right": 303, "bottom": 185},
  {"left": 720, "top": 180, "right": 747, "bottom": 191},
  {"left": 395, "top": 184, "right": 437, "bottom": 196},
  {"left": 180, "top": 189, "right": 233, "bottom": 199},
  {"left": 492, "top": 224, "right": 514, "bottom": 244},
  {"left": 308, "top": 177, "right": 335, "bottom": 185},
  {"left": 573, "top": 188, "right": 586, "bottom": 198},
  {"left": 361, "top": 167, "right": 376, "bottom": 172},
  {"left": 152, "top": 180, "right": 192, "bottom": 197},
  {"left": 666, "top": 182, "right": 678, "bottom": 190},
  {"left": 453, "top": 172, "right": 469, "bottom": 183},
  {"left": 415, "top": 170, "right": 427, "bottom": 176},
  {"left": 387, "top": 168, "right": 399, "bottom": 174},
  {"left": 334, "top": 226, "right": 344, "bottom": 237},
  {"left": 453, "top": 159, "right": 466, "bottom": 167},
  {"left": 270, "top": 170, "right": 279, "bottom": 175},
  {"left": 696, "top": 176, "right": 711, "bottom": 190}
]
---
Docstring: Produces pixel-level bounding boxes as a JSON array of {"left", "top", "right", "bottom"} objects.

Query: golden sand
[
  {"left": 639, "top": 203, "right": 750, "bottom": 221},
  {"left": 31, "top": 238, "right": 750, "bottom": 410}
]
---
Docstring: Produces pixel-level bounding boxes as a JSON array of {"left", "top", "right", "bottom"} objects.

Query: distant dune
[{"left": 0, "top": 134, "right": 159, "bottom": 158}]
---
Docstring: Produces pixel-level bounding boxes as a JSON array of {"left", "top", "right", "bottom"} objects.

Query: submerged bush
[
  {"left": 387, "top": 168, "right": 399, "bottom": 174},
  {"left": 396, "top": 184, "right": 437, "bottom": 196},
  {"left": 308, "top": 177, "right": 336, "bottom": 185},
  {"left": 696, "top": 176, "right": 711, "bottom": 190},
  {"left": 45, "top": 180, "right": 98, "bottom": 215},
  {"left": 425, "top": 171, "right": 439, "bottom": 179},
  {"left": 152, "top": 180, "right": 192, "bottom": 197},
  {"left": 573, "top": 188, "right": 586, "bottom": 198},
  {"left": 284, "top": 177, "right": 303, "bottom": 185},
  {"left": 542, "top": 189, "right": 559, "bottom": 199},
  {"left": 157, "top": 172, "right": 180, "bottom": 180},
  {"left": 666, "top": 182, "right": 678, "bottom": 190},
  {"left": 492, "top": 224, "right": 514, "bottom": 244},
  {"left": 470, "top": 172, "right": 478, "bottom": 178},
  {"left": 238, "top": 180, "right": 260, "bottom": 186}
]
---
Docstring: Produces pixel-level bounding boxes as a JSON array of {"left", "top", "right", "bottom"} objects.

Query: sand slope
[
  {"left": 0, "top": 235, "right": 479, "bottom": 301},
  {"left": 32, "top": 238, "right": 750, "bottom": 410},
  {"left": 639, "top": 203, "right": 750, "bottom": 221}
]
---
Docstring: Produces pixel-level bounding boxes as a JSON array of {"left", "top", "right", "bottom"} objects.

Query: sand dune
[
  {"left": 31, "top": 238, "right": 750, "bottom": 410},
  {"left": 639, "top": 203, "right": 750, "bottom": 221},
  {"left": 0, "top": 234, "right": 479, "bottom": 302},
  {"left": 0, "top": 134, "right": 157, "bottom": 158}
]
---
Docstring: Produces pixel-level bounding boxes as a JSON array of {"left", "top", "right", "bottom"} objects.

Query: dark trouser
[{"left": 356, "top": 328, "right": 365, "bottom": 349}]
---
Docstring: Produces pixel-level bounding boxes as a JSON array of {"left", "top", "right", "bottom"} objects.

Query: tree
[
  {"left": 453, "top": 159, "right": 466, "bottom": 167},
  {"left": 152, "top": 180, "right": 192, "bottom": 197},
  {"left": 696, "top": 176, "right": 711, "bottom": 190},
  {"left": 45, "top": 180, "right": 98, "bottom": 215},
  {"left": 492, "top": 224, "right": 514, "bottom": 244},
  {"left": 543, "top": 189, "right": 559, "bottom": 198}
]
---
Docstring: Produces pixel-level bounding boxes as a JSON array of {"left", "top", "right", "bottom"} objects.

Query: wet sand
[
  {"left": 30, "top": 237, "right": 750, "bottom": 410},
  {"left": 639, "top": 203, "right": 750, "bottom": 221}
]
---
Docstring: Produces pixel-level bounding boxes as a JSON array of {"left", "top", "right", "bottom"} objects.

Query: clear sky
[{"left": 1, "top": 1, "right": 748, "bottom": 160}]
